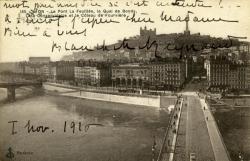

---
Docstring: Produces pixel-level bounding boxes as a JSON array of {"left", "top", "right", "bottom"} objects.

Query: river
[
  {"left": 211, "top": 98, "right": 250, "bottom": 161},
  {"left": 0, "top": 88, "right": 170, "bottom": 161}
]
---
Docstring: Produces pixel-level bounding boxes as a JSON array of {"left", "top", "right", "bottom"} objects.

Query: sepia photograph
[{"left": 0, "top": 0, "right": 249, "bottom": 161}]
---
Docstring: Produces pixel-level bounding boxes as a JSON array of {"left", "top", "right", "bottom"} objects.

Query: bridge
[{"left": 0, "top": 81, "right": 43, "bottom": 101}]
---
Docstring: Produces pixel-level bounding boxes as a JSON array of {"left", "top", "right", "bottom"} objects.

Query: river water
[
  {"left": 213, "top": 104, "right": 250, "bottom": 161},
  {"left": 0, "top": 89, "right": 169, "bottom": 161}
]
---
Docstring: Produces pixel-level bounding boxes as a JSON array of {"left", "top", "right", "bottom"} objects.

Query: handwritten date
[{"left": 8, "top": 120, "right": 104, "bottom": 135}]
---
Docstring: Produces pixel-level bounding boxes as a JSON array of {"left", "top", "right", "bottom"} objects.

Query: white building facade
[{"left": 74, "top": 66, "right": 101, "bottom": 86}]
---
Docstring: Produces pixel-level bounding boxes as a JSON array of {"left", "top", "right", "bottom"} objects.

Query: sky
[{"left": 0, "top": 0, "right": 250, "bottom": 62}]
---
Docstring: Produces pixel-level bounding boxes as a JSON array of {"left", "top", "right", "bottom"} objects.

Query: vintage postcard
[{"left": 0, "top": 0, "right": 249, "bottom": 161}]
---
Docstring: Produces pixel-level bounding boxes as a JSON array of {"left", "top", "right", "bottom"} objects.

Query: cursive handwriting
[
  {"left": 57, "top": 2, "right": 78, "bottom": 8},
  {"left": 24, "top": 120, "right": 50, "bottom": 133},
  {"left": 25, "top": 14, "right": 64, "bottom": 26},
  {"left": 156, "top": 1, "right": 170, "bottom": 6},
  {"left": 57, "top": 29, "right": 87, "bottom": 36},
  {"left": 3, "top": 0, "right": 29, "bottom": 8},
  {"left": 80, "top": 17, "right": 120, "bottom": 28},
  {"left": 134, "top": 0, "right": 149, "bottom": 6},
  {"left": 8, "top": 120, "right": 104, "bottom": 135},
  {"left": 71, "top": 15, "right": 120, "bottom": 28},
  {"left": 160, "top": 11, "right": 239, "bottom": 23},
  {"left": 33, "top": 2, "right": 54, "bottom": 10},
  {"left": 171, "top": 0, "right": 212, "bottom": 8},
  {"left": 8, "top": 121, "right": 18, "bottom": 135},
  {"left": 81, "top": 0, "right": 102, "bottom": 7},
  {"left": 51, "top": 35, "right": 247, "bottom": 59},
  {"left": 126, "top": 12, "right": 154, "bottom": 23},
  {"left": 4, "top": 27, "right": 37, "bottom": 37},
  {"left": 51, "top": 41, "right": 94, "bottom": 52},
  {"left": 64, "top": 121, "right": 104, "bottom": 133}
]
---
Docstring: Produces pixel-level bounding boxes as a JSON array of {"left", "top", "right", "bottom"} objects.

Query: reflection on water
[
  {"left": 0, "top": 88, "right": 7, "bottom": 102},
  {"left": 0, "top": 91, "right": 169, "bottom": 161},
  {"left": 214, "top": 106, "right": 250, "bottom": 161},
  {"left": 0, "top": 87, "right": 38, "bottom": 104}
]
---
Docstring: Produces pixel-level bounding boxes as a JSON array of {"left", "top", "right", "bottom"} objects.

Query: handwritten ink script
[
  {"left": 0, "top": 0, "right": 248, "bottom": 57},
  {"left": 8, "top": 120, "right": 104, "bottom": 135}
]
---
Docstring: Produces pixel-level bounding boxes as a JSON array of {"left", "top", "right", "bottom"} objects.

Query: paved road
[
  {"left": 174, "top": 95, "right": 215, "bottom": 161},
  {"left": 186, "top": 95, "right": 215, "bottom": 161}
]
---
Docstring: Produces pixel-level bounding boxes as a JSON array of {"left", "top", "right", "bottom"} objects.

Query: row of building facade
[
  {"left": 111, "top": 61, "right": 187, "bottom": 90},
  {"left": 205, "top": 56, "right": 250, "bottom": 92},
  {"left": 16, "top": 62, "right": 111, "bottom": 87},
  {"left": 13, "top": 58, "right": 188, "bottom": 90},
  {"left": 1, "top": 55, "right": 250, "bottom": 92}
]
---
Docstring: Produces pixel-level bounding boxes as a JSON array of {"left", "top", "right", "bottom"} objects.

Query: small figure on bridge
[{"left": 152, "top": 136, "right": 156, "bottom": 161}]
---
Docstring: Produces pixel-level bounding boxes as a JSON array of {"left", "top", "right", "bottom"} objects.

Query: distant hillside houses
[{"left": 61, "top": 26, "right": 245, "bottom": 62}]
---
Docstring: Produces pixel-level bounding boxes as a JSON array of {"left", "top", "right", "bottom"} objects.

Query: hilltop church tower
[{"left": 140, "top": 26, "right": 156, "bottom": 38}]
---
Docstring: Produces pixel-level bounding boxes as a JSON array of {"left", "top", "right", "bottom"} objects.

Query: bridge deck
[{"left": 0, "top": 82, "right": 42, "bottom": 88}]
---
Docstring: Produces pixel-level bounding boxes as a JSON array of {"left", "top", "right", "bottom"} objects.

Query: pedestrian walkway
[
  {"left": 158, "top": 97, "right": 184, "bottom": 161},
  {"left": 168, "top": 98, "right": 183, "bottom": 161},
  {"left": 199, "top": 98, "right": 231, "bottom": 161}
]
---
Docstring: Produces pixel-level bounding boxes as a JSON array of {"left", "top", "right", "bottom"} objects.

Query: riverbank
[
  {"left": 42, "top": 83, "right": 180, "bottom": 159},
  {"left": 43, "top": 83, "right": 177, "bottom": 108}
]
